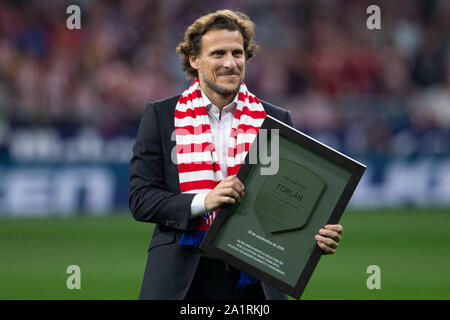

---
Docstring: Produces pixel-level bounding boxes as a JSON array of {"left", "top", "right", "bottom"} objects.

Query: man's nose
[{"left": 222, "top": 52, "right": 237, "bottom": 69}]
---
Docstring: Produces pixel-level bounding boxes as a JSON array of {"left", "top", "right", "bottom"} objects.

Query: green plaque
[
  {"left": 200, "top": 115, "right": 366, "bottom": 299},
  {"left": 255, "top": 158, "right": 326, "bottom": 234}
]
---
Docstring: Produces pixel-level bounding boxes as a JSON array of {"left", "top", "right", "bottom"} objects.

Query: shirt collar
[{"left": 200, "top": 88, "right": 238, "bottom": 118}]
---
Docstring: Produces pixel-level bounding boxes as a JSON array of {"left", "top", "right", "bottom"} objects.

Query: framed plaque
[{"left": 199, "top": 115, "right": 366, "bottom": 299}]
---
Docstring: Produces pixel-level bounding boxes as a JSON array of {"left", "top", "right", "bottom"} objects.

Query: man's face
[{"left": 189, "top": 29, "right": 246, "bottom": 98}]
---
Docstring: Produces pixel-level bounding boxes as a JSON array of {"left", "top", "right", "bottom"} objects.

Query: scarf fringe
[
  {"left": 179, "top": 231, "right": 260, "bottom": 288},
  {"left": 237, "top": 271, "right": 260, "bottom": 288},
  {"left": 179, "top": 230, "right": 207, "bottom": 247}
]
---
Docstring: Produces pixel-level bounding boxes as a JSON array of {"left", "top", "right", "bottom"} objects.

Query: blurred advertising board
[
  {"left": 0, "top": 123, "right": 135, "bottom": 217},
  {"left": 0, "top": 124, "right": 449, "bottom": 218}
]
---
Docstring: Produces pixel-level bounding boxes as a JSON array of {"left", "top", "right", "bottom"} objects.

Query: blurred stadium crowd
[{"left": 0, "top": 0, "right": 449, "bottom": 159}]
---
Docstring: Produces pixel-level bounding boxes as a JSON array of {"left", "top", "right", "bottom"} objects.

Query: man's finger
[
  {"left": 221, "top": 179, "right": 244, "bottom": 195},
  {"left": 317, "top": 241, "right": 335, "bottom": 255},
  {"left": 220, "top": 196, "right": 236, "bottom": 204},
  {"left": 325, "top": 224, "right": 343, "bottom": 234},
  {"left": 230, "top": 176, "right": 244, "bottom": 191},
  {"left": 315, "top": 234, "right": 338, "bottom": 249},
  {"left": 319, "top": 228, "right": 341, "bottom": 242},
  {"left": 219, "top": 188, "right": 240, "bottom": 201},
  {"left": 234, "top": 182, "right": 245, "bottom": 193}
]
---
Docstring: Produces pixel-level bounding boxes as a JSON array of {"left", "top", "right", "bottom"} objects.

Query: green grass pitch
[{"left": 0, "top": 208, "right": 449, "bottom": 299}]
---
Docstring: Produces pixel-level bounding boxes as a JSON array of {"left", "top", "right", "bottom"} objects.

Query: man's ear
[{"left": 189, "top": 55, "right": 199, "bottom": 70}]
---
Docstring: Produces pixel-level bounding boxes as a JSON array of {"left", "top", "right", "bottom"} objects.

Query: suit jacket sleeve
[{"left": 129, "top": 102, "right": 195, "bottom": 231}]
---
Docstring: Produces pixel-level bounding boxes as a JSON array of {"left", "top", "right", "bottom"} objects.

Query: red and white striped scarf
[{"left": 175, "top": 79, "right": 266, "bottom": 245}]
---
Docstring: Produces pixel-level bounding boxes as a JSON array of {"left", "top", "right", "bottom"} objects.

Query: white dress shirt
[{"left": 190, "top": 89, "right": 238, "bottom": 218}]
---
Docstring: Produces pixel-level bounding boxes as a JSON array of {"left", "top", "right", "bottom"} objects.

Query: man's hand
[
  {"left": 315, "top": 224, "right": 343, "bottom": 255},
  {"left": 204, "top": 175, "right": 245, "bottom": 211}
]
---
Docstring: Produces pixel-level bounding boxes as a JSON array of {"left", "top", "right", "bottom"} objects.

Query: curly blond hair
[{"left": 176, "top": 10, "right": 259, "bottom": 79}]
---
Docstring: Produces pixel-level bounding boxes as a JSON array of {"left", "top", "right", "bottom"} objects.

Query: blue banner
[{"left": 0, "top": 124, "right": 449, "bottom": 217}]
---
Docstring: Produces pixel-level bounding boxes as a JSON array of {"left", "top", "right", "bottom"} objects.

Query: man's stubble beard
[{"left": 203, "top": 75, "right": 242, "bottom": 98}]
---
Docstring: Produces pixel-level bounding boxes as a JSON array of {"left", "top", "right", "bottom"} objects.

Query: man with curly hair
[{"left": 129, "top": 9, "right": 343, "bottom": 300}]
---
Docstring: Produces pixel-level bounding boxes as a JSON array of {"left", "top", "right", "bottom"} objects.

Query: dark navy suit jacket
[{"left": 129, "top": 94, "right": 294, "bottom": 300}]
